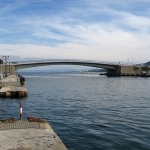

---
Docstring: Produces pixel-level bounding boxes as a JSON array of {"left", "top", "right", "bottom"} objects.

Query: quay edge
[{"left": 0, "top": 117, "right": 67, "bottom": 150}]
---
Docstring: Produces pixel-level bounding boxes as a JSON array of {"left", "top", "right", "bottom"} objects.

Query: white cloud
[
  {"left": 0, "top": 0, "right": 150, "bottom": 64},
  {"left": 0, "top": 27, "right": 150, "bottom": 63},
  {"left": 0, "top": 1, "right": 30, "bottom": 15}
]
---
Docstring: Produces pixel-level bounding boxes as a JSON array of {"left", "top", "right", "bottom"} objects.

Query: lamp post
[
  {"left": 127, "top": 58, "right": 129, "bottom": 64},
  {"left": 133, "top": 58, "right": 135, "bottom": 64},
  {"left": 0, "top": 59, "right": 3, "bottom": 80}
]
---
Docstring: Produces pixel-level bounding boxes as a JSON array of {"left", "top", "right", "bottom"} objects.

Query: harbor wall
[
  {"left": 0, "top": 117, "right": 67, "bottom": 150},
  {"left": 121, "top": 66, "right": 150, "bottom": 75},
  {"left": 107, "top": 65, "right": 150, "bottom": 76},
  {"left": 0, "top": 75, "right": 25, "bottom": 87},
  {"left": 0, "top": 75, "right": 27, "bottom": 98}
]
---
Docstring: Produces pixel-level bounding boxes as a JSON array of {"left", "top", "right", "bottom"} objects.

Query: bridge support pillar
[{"left": 107, "top": 66, "right": 121, "bottom": 76}]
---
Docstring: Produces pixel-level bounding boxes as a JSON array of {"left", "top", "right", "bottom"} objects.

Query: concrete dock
[
  {"left": 0, "top": 118, "right": 67, "bottom": 150},
  {"left": 0, "top": 75, "right": 27, "bottom": 98}
]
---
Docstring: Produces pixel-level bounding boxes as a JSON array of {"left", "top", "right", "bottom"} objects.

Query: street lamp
[
  {"left": 0, "top": 59, "right": 3, "bottom": 80},
  {"left": 127, "top": 58, "right": 129, "bottom": 64},
  {"left": 133, "top": 58, "right": 135, "bottom": 64}
]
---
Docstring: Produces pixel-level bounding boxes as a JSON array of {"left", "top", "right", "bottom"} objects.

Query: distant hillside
[
  {"left": 145, "top": 61, "right": 150, "bottom": 66},
  {"left": 88, "top": 68, "right": 106, "bottom": 72}
]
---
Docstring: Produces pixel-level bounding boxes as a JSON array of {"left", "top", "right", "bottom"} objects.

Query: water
[{"left": 0, "top": 72, "right": 150, "bottom": 150}]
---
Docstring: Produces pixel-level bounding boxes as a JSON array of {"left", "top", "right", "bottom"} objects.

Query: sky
[{"left": 0, "top": 0, "right": 150, "bottom": 64}]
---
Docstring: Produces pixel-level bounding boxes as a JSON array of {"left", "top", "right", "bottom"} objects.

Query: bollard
[{"left": 20, "top": 101, "right": 22, "bottom": 120}]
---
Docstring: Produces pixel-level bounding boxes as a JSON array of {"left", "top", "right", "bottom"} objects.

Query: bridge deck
[{"left": 14, "top": 60, "right": 118, "bottom": 70}]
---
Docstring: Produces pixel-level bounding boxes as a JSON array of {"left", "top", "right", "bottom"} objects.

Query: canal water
[{"left": 0, "top": 72, "right": 150, "bottom": 150}]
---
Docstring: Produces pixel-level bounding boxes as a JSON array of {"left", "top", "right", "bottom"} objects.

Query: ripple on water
[{"left": 0, "top": 74, "right": 150, "bottom": 150}]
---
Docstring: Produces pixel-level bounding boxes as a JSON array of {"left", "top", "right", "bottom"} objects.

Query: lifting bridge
[
  {"left": 1, "top": 59, "right": 148, "bottom": 76},
  {"left": 14, "top": 59, "right": 121, "bottom": 74},
  {"left": 0, "top": 59, "right": 124, "bottom": 76}
]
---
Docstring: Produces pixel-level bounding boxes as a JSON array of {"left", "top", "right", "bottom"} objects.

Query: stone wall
[
  {"left": 121, "top": 66, "right": 150, "bottom": 75},
  {"left": 121, "top": 66, "right": 134, "bottom": 75}
]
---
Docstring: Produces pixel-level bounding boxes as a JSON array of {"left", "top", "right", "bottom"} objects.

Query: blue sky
[{"left": 0, "top": 0, "right": 150, "bottom": 64}]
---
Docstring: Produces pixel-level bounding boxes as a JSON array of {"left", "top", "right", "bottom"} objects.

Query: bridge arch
[{"left": 15, "top": 61, "right": 118, "bottom": 71}]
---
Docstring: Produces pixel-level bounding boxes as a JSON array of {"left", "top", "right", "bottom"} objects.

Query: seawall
[{"left": 0, "top": 117, "right": 67, "bottom": 150}]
